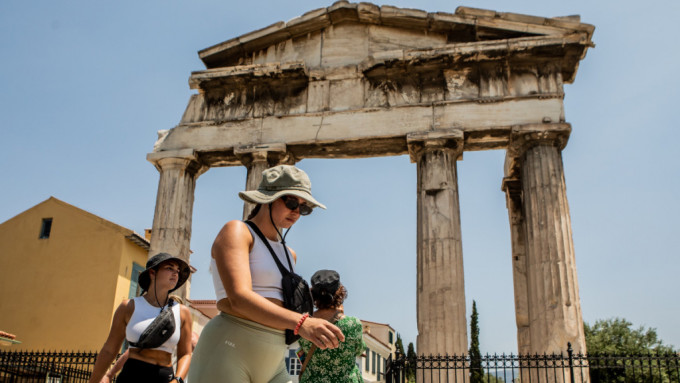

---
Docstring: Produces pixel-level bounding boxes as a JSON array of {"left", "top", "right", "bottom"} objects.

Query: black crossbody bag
[
  {"left": 129, "top": 300, "right": 176, "bottom": 349},
  {"left": 245, "top": 221, "right": 314, "bottom": 344}
]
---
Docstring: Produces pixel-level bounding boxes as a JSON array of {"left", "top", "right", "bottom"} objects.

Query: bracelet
[{"left": 294, "top": 313, "right": 309, "bottom": 335}]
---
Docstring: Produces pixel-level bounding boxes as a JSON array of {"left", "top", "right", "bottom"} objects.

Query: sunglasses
[{"left": 282, "top": 196, "right": 313, "bottom": 216}]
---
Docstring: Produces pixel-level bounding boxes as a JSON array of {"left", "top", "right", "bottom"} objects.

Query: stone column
[
  {"left": 506, "top": 124, "right": 587, "bottom": 356},
  {"left": 502, "top": 177, "right": 531, "bottom": 355},
  {"left": 234, "top": 143, "right": 291, "bottom": 220},
  {"left": 147, "top": 149, "right": 206, "bottom": 300},
  {"left": 407, "top": 130, "right": 468, "bottom": 357}
]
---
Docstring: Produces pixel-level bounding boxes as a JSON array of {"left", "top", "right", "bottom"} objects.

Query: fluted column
[
  {"left": 501, "top": 176, "right": 531, "bottom": 355},
  {"left": 407, "top": 130, "right": 468, "bottom": 357},
  {"left": 147, "top": 149, "right": 206, "bottom": 300},
  {"left": 235, "top": 143, "right": 292, "bottom": 220},
  {"left": 507, "top": 124, "right": 586, "bottom": 356}
]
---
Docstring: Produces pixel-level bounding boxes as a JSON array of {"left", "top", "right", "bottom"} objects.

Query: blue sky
[{"left": 1, "top": 0, "right": 678, "bottom": 353}]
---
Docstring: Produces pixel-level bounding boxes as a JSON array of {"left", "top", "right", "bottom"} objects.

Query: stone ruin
[{"left": 146, "top": 1, "right": 595, "bottom": 358}]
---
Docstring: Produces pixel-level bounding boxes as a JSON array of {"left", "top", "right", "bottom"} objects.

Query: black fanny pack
[
  {"left": 129, "top": 300, "right": 176, "bottom": 349},
  {"left": 245, "top": 221, "right": 314, "bottom": 345}
]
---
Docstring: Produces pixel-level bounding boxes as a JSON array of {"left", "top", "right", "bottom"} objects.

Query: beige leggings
[{"left": 188, "top": 312, "right": 292, "bottom": 383}]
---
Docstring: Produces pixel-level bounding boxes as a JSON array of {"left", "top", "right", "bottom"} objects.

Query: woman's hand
[{"left": 297, "top": 316, "right": 345, "bottom": 349}]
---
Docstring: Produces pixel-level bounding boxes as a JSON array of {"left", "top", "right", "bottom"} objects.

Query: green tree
[
  {"left": 585, "top": 317, "right": 675, "bottom": 355},
  {"left": 406, "top": 342, "right": 416, "bottom": 383},
  {"left": 395, "top": 333, "right": 405, "bottom": 356},
  {"left": 585, "top": 318, "right": 678, "bottom": 383},
  {"left": 469, "top": 300, "right": 483, "bottom": 383}
]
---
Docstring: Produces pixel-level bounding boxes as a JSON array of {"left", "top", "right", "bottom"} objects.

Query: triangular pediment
[{"left": 198, "top": 1, "right": 594, "bottom": 70}]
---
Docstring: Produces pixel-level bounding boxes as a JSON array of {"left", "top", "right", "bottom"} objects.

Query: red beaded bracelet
[{"left": 294, "top": 313, "right": 309, "bottom": 335}]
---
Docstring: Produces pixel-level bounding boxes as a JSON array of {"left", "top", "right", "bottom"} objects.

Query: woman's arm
[
  {"left": 213, "top": 220, "right": 344, "bottom": 349},
  {"left": 173, "top": 305, "right": 193, "bottom": 381},
  {"left": 88, "top": 300, "right": 132, "bottom": 383},
  {"left": 99, "top": 350, "right": 128, "bottom": 383}
]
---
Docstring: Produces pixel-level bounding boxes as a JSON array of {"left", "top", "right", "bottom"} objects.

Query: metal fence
[
  {"left": 2, "top": 346, "right": 678, "bottom": 383},
  {"left": 386, "top": 344, "right": 680, "bottom": 383},
  {"left": 0, "top": 350, "right": 98, "bottom": 383}
]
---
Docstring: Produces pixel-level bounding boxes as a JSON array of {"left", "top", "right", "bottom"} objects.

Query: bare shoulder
[
  {"left": 179, "top": 304, "right": 191, "bottom": 319},
  {"left": 212, "top": 220, "right": 253, "bottom": 257},
  {"left": 217, "top": 220, "right": 251, "bottom": 239},
  {"left": 114, "top": 298, "right": 135, "bottom": 323},
  {"left": 119, "top": 298, "right": 134, "bottom": 312},
  {"left": 179, "top": 304, "right": 190, "bottom": 314}
]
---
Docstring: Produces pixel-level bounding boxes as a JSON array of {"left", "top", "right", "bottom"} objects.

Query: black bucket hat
[
  {"left": 311, "top": 269, "right": 341, "bottom": 295},
  {"left": 138, "top": 253, "right": 191, "bottom": 293}
]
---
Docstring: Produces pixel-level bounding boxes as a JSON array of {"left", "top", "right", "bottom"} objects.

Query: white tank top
[
  {"left": 126, "top": 296, "right": 181, "bottom": 354},
  {"left": 211, "top": 224, "right": 294, "bottom": 301}
]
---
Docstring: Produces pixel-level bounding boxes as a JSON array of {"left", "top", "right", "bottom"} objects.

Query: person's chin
[{"left": 282, "top": 219, "right": 297, "bottom": 227}]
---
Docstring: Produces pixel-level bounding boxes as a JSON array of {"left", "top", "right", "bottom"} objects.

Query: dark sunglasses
[{"left": 282, "top": 196, "right": 313, "bottom": 216}]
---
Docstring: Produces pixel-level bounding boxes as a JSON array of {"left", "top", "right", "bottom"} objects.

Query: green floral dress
[{"left": 298, "top": 316, "right": 366, "bottom": 383}]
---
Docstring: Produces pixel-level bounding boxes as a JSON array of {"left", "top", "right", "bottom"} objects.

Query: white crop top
[
  {"left": 126, "top": 296, "right": 181, "bottom": 354},
  {"left": 211, "top": 224, "right": 294, "bottom": 301}
]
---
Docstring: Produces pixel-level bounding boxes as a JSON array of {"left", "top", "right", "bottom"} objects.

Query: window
[
  {"left": 128, "top": 262, "right": 145, "bottom": 298},
  {"left": 288, "top": 350, "right": 302, "bottom": 375},
  {"left": 389, "top": 331, "right": 394, "bottom": 344},
  {"left": 39, "top": 218, "right": 53, "bottom": 239},
  {"left": 372, "top": 351, "right": 376, "bottom": 374},
  {"left": 365, "top": 348, "right": 370, "bottom": 371},
  {"left": 377, "top": 356, "right": 383, "bottom": 380}
]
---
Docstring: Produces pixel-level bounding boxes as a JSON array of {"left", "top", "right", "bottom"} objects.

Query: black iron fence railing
[
  {"left": 386, "top": 343, "right": 680, "bottom": 383},
  {"left": 0, "top": 350, "right": 98, "bottom": 383},
  {"left": 2, "top": 345, "right": 679, "bottom": 383}
]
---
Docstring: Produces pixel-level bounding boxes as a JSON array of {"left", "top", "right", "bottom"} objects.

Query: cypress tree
[
  {"left": 395, "top": 333, "right": 405, "bottom": 356},
  {"left": 469, "top": 300, "right": 483, "bottom": 383},
  {"left": 406, "top": 342, "right": 417, "bottom": 383}
]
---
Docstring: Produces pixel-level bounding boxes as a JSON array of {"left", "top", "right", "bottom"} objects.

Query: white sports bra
[
  {"left": 211, "top": 224, "right": 294, "bottom": 301},
  {"left": 126, "top": 296, "right": 181, "bottom": 354}
]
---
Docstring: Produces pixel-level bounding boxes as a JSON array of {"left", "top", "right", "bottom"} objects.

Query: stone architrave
[
  {"left": 407, "top": 130, "right": 468, "bottom": 357},
  {"left": 234, "top": 143, "right": 291, "bottom": 219},
  {"left": 506, "top": 124, "right": 587, "bottom": 356},
  {"left": 147, "top": 149, "right": 206, "bottom": 299}
]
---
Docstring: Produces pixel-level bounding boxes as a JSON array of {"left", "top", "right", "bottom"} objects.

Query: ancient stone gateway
[{"left": 146, "top": 1, "right": 594, "bottom": 358}]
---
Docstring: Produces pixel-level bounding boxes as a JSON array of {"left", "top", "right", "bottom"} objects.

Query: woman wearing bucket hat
[
  {"left": 88, "top": 253, "right": 194, "bottom": 383},
  {"left": 188, "top": 165, "right": 344, "bottom": 383},
  {"left": 298, "top": 270, "right": 365, "bottom": 383}
]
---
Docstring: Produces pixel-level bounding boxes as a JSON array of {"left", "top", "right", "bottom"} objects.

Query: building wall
[
  {"left": 362, "top": 334, "right": 391, "bottom": 383},
  {"left": 0, "top": 198, "right": 148, "bottom": 351}
]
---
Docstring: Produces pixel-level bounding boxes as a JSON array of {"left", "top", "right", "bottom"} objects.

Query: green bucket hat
[{"left": 239, "top": 165, "right": 326, "bottom": 209}]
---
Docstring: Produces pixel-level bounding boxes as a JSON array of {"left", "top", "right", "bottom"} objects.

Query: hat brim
[
  {"left": 138, "top": 257, "right": 191, "bottom": 293},
  {"left": 239, "top": 189, "right": 326, "bottom": 209}
]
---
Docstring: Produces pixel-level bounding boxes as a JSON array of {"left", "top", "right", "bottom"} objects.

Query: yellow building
[{"left": 0, "top": 197, "right": 149, "bottom": 351}]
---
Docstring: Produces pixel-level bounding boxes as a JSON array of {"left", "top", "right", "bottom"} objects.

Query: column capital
[
  {"left": 508, "top": 123, "right": 571, "bottom": 157},
  {"left": 505, "top": 123, "right": 570, "bottom": 179},
  {"left": 501, "top": 176, "right": 523, "bottom": 224},
  {"left": 146, "top": 149, "right": 207, "bottom": 176},
  {"left": 406, "top": 129, "right": 464, "bottom": 163},
  {"left": 502, "top": 176, "right": 522, "bottom": 200},
  {"left": 234, "top": 143, "right": 294, "bottom": 167}
]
